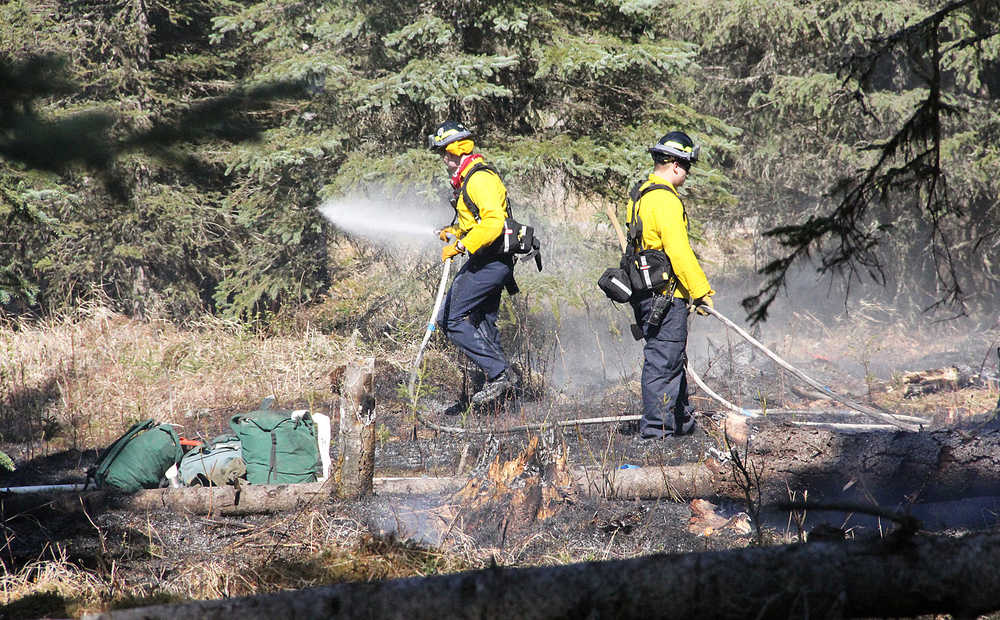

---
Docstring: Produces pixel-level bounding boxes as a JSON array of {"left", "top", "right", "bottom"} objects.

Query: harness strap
[
  {"left": 268, "top": 432, "right": 277, "bottom": 484},
  {"left": 456, "top": 163, "right": 512, "bottom": 223},
  {"left": 626, "top": 181, "right": 682, "bottom": 253}
]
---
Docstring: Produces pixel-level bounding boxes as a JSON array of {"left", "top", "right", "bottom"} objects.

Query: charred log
[{"left": 900, "top": 366, "right": 980, "bottom": 397}]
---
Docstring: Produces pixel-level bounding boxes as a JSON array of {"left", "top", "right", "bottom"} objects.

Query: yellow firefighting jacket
[
  {"left": 452, "top": 158, "right": 508, "bottom": 255},
  {"left": 625, "top": 173, "right": 713, "bottom": 300}
]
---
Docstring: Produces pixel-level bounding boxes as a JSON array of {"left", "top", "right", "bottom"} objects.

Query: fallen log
[
  {"left": 375, "top": 476, "right": 467, "bottom": 495},
  {"left": 90, "top": 530, "right": 1000, "bottom": 620},
  {"left": 123, "top": 480, "right": 331, "bottom": 515},
  {"left": 572, "top": 463, "right": 719, "bottom": 500},
  {"left": 0, "top": 477, "right": 468, "bottom": 518}
]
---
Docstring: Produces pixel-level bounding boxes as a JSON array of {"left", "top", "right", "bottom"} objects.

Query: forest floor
[{"left": 1, "top": 309, "right": 998, "bottom": 618}]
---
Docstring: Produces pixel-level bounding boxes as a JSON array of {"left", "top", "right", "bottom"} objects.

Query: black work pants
[
  {"left": 437, "top": 256, "right": 513, "bottom": 381},
  {"left": 630, "top": 294, "right": 695, "bottom": 439}
]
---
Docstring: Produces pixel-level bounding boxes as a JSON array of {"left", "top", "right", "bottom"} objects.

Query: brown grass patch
[{"left": 0, "top": 303, "right": 366, "bottom": 451}]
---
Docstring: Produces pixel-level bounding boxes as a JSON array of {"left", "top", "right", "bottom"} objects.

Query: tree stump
[
  {"left": 450, "top": 436, "right": 575, "bottom": 547},
  {"left": 336, "top": 357, "right": 376, "bottom": 499}
]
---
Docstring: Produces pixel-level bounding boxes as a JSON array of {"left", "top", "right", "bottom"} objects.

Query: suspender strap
[
  {"left": 456, "top": 163, "right": 512, "bottom": 222},
  {"left": 626, "top": 182, "right": 682, "bottom": 252}
]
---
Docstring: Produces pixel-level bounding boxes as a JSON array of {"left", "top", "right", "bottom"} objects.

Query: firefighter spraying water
[{"left": 425, "top": 121, "right": 540, "bottom": 411}]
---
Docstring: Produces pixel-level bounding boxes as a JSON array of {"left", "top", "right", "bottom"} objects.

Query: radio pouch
[{"left": 623, "top": 249, "right": 673, "bottom": 293}]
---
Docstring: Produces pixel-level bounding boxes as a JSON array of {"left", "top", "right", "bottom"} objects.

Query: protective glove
[
  {"left": 441, "top": 241, "right": 465, "bottom": 262},
  {"left": 694, "top": 293, "right": 714, "bottom": 316},
  {"left": 437, "top": 226, "right": 459, "bottom": 242}
]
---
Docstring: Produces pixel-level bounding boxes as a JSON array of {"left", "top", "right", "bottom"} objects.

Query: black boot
[{"left": 471, "top": 367, "right": 519, "bottom": 406}]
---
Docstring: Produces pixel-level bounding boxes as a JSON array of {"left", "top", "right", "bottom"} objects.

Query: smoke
[
  {"left": 318, "top": 191, "right": 451, "bottom": 252},
  {"left": 690, "top": 258, "right": 1000, "bottom": 390}
]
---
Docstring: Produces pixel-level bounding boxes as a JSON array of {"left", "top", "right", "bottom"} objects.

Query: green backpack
[
  {"left": 230, "top": 401, "right": 320, "bottom": 484},
  {"left": 92, "top": 419, "right": 184, "bottom": 492},
  {"left": 178, "top": 434, "right": 245, "bottom": 487}
]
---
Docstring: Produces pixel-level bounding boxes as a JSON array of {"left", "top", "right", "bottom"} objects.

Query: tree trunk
[
  {"left": 336, "top": 357, "right": 376, "bottom": 499},
  {"left": 91, "top": 530, "right": 1000, "bottom": 620}
]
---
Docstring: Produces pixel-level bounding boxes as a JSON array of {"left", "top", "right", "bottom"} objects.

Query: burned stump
[{"left": 451, "top": 436, "right": 574, "bottom": 546}]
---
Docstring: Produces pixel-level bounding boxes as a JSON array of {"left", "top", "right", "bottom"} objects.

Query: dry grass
[
  {"left": 0, "top": 302, "right": 368, "bottom": 452},
  {"left": 0, "top": 545, "right": 107, "bottom": 616},
  {"left": 0, "top": 508, "right": 483, "bottom": 617}
]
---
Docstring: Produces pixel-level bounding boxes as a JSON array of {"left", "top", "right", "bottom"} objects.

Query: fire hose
[
  {"left": 698, "top": 306, "right": 924, "bottom": 430},
  {"left": 407, "top": 257, "right": 453, "bottom": 426}
]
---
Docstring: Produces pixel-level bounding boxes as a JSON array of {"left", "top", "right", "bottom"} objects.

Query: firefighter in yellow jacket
[
  {"left": 428, "top": 121, "right": 519, "bottom": 408},
  {"left": 625, "top": 131, "right": 714, "bottom": 439}
]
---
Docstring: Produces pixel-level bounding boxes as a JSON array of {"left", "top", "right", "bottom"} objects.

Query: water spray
[{"left": 318, "top": 195, "right": 442, "bottom": 249}]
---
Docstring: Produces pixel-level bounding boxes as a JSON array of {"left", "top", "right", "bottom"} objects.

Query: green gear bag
[
  {"left": 230, "top": 405, "right": 320, "bottom": 484},
  {"left": 92, "top": 419, "right": 183, "bottom": 492}
]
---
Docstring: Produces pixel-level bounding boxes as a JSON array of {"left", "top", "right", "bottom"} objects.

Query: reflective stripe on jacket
[{"left": 625, "top": 173, "right": 712, "bottom": 300}]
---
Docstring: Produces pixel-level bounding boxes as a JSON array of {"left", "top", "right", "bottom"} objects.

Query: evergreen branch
[
  {"left": 845, "top": 0, "right": 980, "bottom": 87},
  {"left": 745, "top": 0, "right": 980, "bottom": 324},
  {"left": 943, "top": 28, "right": 1000, "bottom": 53}
]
